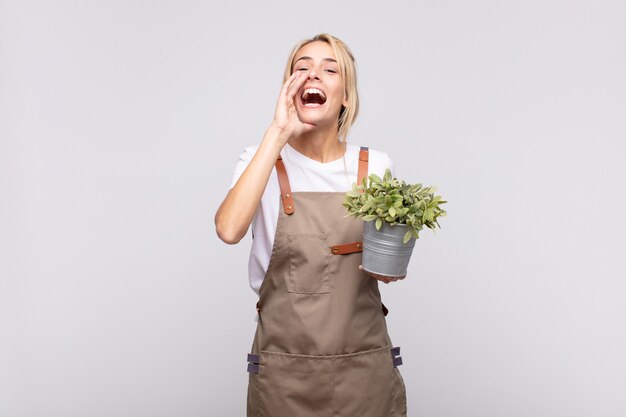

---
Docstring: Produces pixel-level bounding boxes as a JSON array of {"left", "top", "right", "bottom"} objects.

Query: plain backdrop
[{"left": 1, "top": 1, "right": 625, "bottom": 416}]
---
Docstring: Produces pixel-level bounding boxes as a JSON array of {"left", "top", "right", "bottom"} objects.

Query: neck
[{"left": 288, "top": 127, "right": 345, "bottom": 163}]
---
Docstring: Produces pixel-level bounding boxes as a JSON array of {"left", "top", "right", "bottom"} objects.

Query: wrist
[{"left": 266, "top": 123, "right": 291, "bottom": 145}]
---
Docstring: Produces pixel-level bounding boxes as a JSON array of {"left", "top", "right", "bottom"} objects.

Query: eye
[
  {"left": 296, "top": 67, "right": 309, "bottom": 72},
  {"left": 325, "top": 68, "right": 337, "bottom": 73}
]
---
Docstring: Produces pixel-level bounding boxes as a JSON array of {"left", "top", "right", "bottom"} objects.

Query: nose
[{"left": 307, "top": 68, "right": 320, "bottom": 80}]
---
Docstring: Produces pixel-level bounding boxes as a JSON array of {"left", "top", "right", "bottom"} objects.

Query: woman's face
[{"left": 292, "top": 41, "right": 348, "bottom": 130}]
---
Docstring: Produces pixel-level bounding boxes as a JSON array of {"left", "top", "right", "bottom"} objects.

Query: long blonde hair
[{"left": 283, "top": 34, "right": 359, "bottom": 143}]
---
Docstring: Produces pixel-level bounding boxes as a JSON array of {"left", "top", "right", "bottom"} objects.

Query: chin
[
  {"left": 297, "top": 109, "right": 340, "bottom": 127},
  {"left": 296, "top": 110, "right": 321, "bottom": 125}
]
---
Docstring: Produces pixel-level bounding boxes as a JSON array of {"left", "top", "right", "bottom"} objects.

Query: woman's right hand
[
  {"left": 271, "top": 70, "right": 314, "bottom": 143},
  {"left": 215, "top": 71, "right": 312, "bottom": 244}
]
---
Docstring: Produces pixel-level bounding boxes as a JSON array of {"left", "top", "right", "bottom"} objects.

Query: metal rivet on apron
[
  {"left": 393, "top": 356, "right": 403, "bottom": 368},
  {"left": 286, "top": 193, "right": 290, "bottom": 198},
  {"left": 356, "top": 243, "right": 362, "bottom": 249},
  {"left": 287, "top": 205, "right": 292, "bottom": 210},
  {"left": 391, "top": 346, "right": 403, "bottom": 368},
  {"left": 247, "top": 353, "right": 260, "bottom": 374},
  {"left": 332, "top": 247, "right": 339, "bottom": 253}
]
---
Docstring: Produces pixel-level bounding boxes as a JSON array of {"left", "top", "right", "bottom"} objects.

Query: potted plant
[{"left": 343, "top": 169, "right": 447, "bottom": 277}]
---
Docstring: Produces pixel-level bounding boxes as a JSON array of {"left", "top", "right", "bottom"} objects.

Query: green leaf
[
  {"left": 422, "top": 208, "right": 433, "bottom": 222},
  {"left": 375, "top": 218, "right": 382, "bottom": 230},
  {"left": 362, "top": 214, "right": 377, "bottom": 221},
  {"left": 369, "top": 173, "right": 382, "bottom": 183},
  {"left": 403, "top": 230, "right": 412, "bottom": 243}
]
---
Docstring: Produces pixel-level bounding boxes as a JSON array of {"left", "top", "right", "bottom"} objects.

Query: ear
[{"left": 343, "top": 93, "right": 349, "bottom": 108}]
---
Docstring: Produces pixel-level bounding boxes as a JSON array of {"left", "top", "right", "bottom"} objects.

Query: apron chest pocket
[{"left": 287, "top": 233, "right": 331, "bottom": 294}]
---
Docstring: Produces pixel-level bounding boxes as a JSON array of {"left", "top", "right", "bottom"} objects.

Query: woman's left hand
[{"left": 358, "top": 265, "right": 406, "bottom": 284}]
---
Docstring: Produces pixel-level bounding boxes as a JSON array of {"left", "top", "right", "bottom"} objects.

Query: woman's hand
[
  {"left": 216, "top": 72, "right": 310, "bottom": 244},
  {"left": 358, "top": 265, "right": 406, "bottom": 284},
  {"left": 271, "top": 70, "right": 315, "bottom": 143}
]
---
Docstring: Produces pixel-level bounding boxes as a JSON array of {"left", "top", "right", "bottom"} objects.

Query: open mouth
[{"left": 301, "top": 88, "right": 327, "bottom": 107}]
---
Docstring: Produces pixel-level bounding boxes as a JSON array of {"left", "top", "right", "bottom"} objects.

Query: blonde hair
[{"left": 283, "top": 34, "right": 359, "bottom": 142}]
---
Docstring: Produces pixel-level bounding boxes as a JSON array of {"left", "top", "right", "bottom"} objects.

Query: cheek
[{"left": 329, "top": 82, "right": 345, "bottom": 101}]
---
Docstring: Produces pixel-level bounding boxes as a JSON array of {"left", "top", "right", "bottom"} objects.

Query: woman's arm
[
  {"left": 214, "top": 126, "right": 286, "bottom": 244},
  {"left": 214, "top": 70, "right": 313, "bottom": 244}
]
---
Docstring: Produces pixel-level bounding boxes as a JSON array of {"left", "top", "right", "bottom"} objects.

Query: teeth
[{"left": 301, "top": 88, "right": 326, "bottom": 100}]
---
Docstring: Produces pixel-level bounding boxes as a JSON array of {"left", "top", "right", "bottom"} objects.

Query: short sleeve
[{"left": 229, "top": 146, "right": 258, "bottom": 189}]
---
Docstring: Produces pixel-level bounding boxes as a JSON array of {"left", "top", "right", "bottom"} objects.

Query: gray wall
[{"left": 1, "top": 1, "right": 625, "bottom": 416}]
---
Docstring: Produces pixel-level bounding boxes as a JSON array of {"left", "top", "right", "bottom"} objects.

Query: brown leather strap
[
  {"left": 330, "top": 241, "right": 363, "bottom": 255},
  {"left": 275, "top": 155, "right": 295, "bottom": 215},
  {"left": 357, "top": 146, "right": 369, "bottom": 189}
]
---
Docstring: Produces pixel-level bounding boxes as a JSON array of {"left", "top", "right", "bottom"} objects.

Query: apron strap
[
  {"left": 275, "top": 155, "right": 295, "bottom": 215},
  {"left": 357, "top": 146, "right": 369, "bottom": 189}
]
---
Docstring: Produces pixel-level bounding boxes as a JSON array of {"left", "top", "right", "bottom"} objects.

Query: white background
[{"left": 1, "top": 1, "right": 625, "bottom": 416}]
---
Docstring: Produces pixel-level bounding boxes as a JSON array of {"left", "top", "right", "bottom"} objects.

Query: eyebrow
[{"left": 293, "top": 56, "right": 338, "bottom": 64}]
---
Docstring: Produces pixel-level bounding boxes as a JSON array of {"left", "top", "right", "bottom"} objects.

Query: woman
[{"left": 215, "top": 33, "right": 407, "bottom": 417}]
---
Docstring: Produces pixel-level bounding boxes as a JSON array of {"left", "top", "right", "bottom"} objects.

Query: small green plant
[{"left": 343, "top": 169, "right": 447, "bottom": 243}]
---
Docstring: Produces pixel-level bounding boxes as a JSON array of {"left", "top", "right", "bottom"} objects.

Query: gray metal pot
[{"left": 362, "top": 221, "right": 416, "bottom": 277}]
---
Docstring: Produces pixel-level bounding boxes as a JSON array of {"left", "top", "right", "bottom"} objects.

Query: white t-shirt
[{"left": 230, "top": 142, "right": 395, "bottom": 294}]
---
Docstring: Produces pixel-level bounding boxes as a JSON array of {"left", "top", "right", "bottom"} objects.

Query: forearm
[{"left": 215, "top": 125, "right": 288, "bottom": 244}]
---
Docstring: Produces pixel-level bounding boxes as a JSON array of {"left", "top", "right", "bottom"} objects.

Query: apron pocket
[
  {"left": 334, "top": 346, "right": 405, "bottom": 417},
  {"left": 287, "top": 233, "right": 331, "bottom": 294},
  {"left": 256, "top": 351, "right": 333, "bottom": 417}
]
